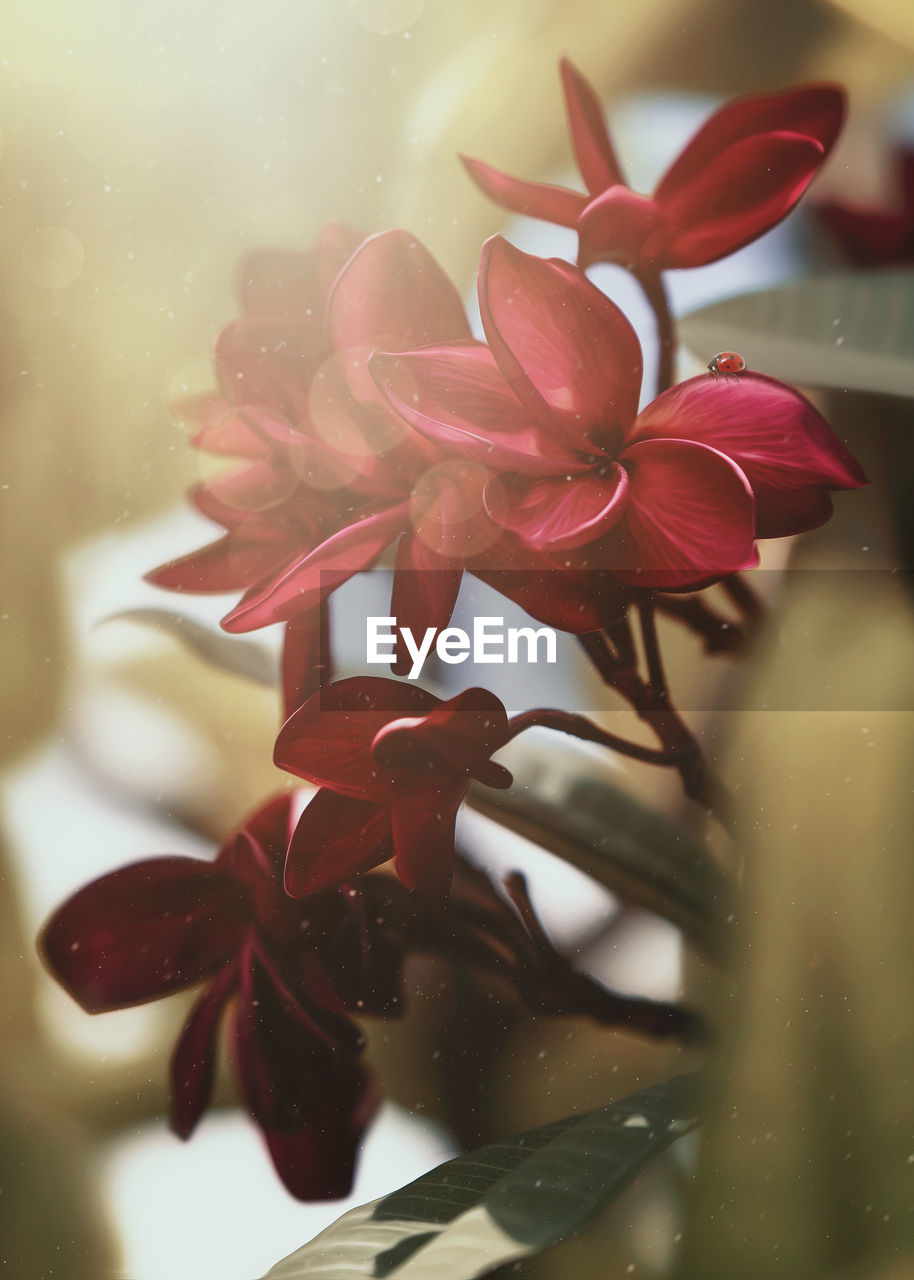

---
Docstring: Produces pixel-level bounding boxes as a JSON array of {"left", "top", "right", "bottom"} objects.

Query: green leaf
[
  {"left": 679, "top": 270, "right": 914, "bottom": 397},
  {"left": 261, "top": 1074, "right": 698, "bottom": 1280},
  {"left": 102, "top": 608, "right": 277, "bottom": 686},
  {"left": 466, "top": 735, "right": 732, "bottom": 962}
]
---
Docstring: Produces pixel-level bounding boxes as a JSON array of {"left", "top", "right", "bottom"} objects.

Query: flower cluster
[
  {"left": 40, "top": 794, "right": 693, "bottom": 1197},
  {"left": 41, "top": 59, "right": 867, "bottom": 1201}
]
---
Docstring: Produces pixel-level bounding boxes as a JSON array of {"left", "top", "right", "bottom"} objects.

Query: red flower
[
  {"left": 39, "top": 795, "right": 390, "bottom": 1200},
  {"left": 371, "top": 238, "right": 868, "bottom": 589},
  {"left": 462, "top": 59, "right": 845, "bottom": 271},
  {"left": 274, "top": 678, "right": 514, "bottom": 900},
  {"left": 148, "top": 225, "right": 478, "bottom": 704},
  {"left": 40, "top": 795, "right": 690, "bottom": 1197},
  {"left": 816, "top": 146, "right": 914, "bottom": 266}
]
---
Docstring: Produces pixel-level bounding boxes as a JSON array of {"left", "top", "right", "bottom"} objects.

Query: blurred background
[{"left": 1, "top": 0, "right": 913, "bottom": 1276}]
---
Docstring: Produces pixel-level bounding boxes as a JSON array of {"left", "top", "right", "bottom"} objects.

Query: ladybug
[{"left": 707, "top": 351, "right": 746, "bottom": 381}]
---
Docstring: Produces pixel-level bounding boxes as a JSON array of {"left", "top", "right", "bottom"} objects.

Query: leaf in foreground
[
  {"left": 261, "top": 1073, "right": 698, "bottom": 1280},
  {"left": 679, "top": 269, "right": 914, "bottom": 398},
  {"left": 467, "top": 734, "right": 732, "bottom": 962}
]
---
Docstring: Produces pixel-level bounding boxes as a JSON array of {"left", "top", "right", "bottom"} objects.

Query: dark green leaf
[{"left": 261, "top": 1074, "right": 698, "bottom": 1280}]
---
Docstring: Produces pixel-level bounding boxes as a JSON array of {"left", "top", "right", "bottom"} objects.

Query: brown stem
[
  {"left": 637, "top": 596, "right": 668, "bottom": 698},
  {"left": 721, "top": 573, "right": 766, "bottom": 623},
  {"left": 654, "top": 593, "right": 745, "bottom": 655},
  {"left": 606, "top": 609, "right": 638, "bottom": 669},
  {"left": 636, "top": 268, "right": 675, "bottom": 396},
  {"left": 503, "top": 873, "right": 707, "bottom": 1045},
  {"left": 578, "top": 626, "right": 731, "bottom": 823},
  {"left": 506, "top": 707, "right": 679, "bottom": 769}
]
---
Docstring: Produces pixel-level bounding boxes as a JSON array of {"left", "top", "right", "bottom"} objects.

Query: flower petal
[
  {"left": 174, "top": 395, "right": 271, "bottom": 458},
  {"left": 468, "top": 527, "right": 620, "bottom": 631},
  {"left": 170, "top": 962, "right": 237, "bottom": 1139},
  {"left": 627, "top": 373, "right": 869, "bottom": 538},
  {"left": 282, "top": 610, "right": 332, "bottom": 719},
  {"left": 485, "top": 462, "right": 629, "bottom": 551},
  {"left": 655, "top": 84, "right": 845, "bottom": 207},
  {"left": 479, "top": 237, "right": 643, "bottom": 453},
  {"left": 560, "top": 57, "right": 624, "bottom": 194},
  {"left": 371, "top": 687, "right": 512, "bottom": 786},
  {"left": 284, "top": 791, "right": 394, "bottom": 897},
  {"left": 473, "top": 562, "right": 613, "bottom": 632},
  {"left": 203, "top": 458, "right": 300, "bottom": 515},
  {"left": 576, "top": 186, "right": 668, "bottom": 270},
  {"left": 390, "top": 534, "right": 463, "bottom": 676},
  {"left": 275, "top": 676, "right": 437, "bottom": 795},
  {"left": 389, "top": 784, "right": 465, "bottom": 901},
  {"left": 816, "top": 202, "right": 914, "bottom": 268},
  {"left": 214, "top": 317, "right": 325, "bottom": 424},
  {"left": 657, "top": 132, "right": 825, "bottom": 269},
  {"left": 234, "top": 950, "right": 378, "bottom": 1200},
  {"left": 239, "top": 224, "right": 364, "bottom": 318},
  {"left": 145, "top": 520, "right": 293, "bottom": 595},
  {"left": 327, "top": 229, "right": 471, "bottom": 408},
  {"left": 219, "top": 794, "right": 296, "bottom": 884},
  {"left": 460, "top": 155, "right": 588, "bottom": 226},
  {"left": 306, "top": 355, "right": 420, "bottom": 493},
  {"left": 221, "top": 502, "right": 410, "bottom": 632},
  {"left": 370, "top": 343, "right": 586, "bottom": 476},
  {"left": 606, "top": 438, "right": 757, "bottom": 589},
  {"left": 40, "top": 859, "right": 250, "bottom": 1013}
]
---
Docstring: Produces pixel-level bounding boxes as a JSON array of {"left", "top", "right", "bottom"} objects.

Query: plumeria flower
[
  {"left": 148, "top": 226, "right": 477, "bottom": 702},
  {"left": 274, "top": 678, "right": 514, "bottom": 901},
  {"left": 371, "top": 238, "right": 868, "bottom": 588},
  {"left": 39, "top": 794, "right": 691, "bottom": 1198},
  {"left": 462, "top": 58, "right": 845, "bottom": 271},
  {"left": 149, "top": 225, "right": 606, "bottom": 701},
  {"left": 40, "top": 795, "right": 385, "bottom": 1199},
  {"left": 816, "top": 146, "right": 914, "bottom": 266}
]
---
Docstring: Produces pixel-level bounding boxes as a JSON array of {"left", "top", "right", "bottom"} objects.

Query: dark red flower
[
  {"left": 816, "top": 146, "right": 914, "bottom": 266},
  {"left": 371, "top": 238, "right": 868, "bottom": 589},
  {"left": 40, "top": 794, "right": 695, "bottom": 1197},
  {"left": 274, "top": 678, "right": 514, "bottom": 900},
  {"left": 40, "top": 795, "right": 388, "bottom": 1200},
  {"left": 462, "top": 59, "right": 845, "bottom": 271}
]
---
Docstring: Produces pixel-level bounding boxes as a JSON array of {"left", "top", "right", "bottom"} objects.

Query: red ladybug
[{"left": 707, "top": 351, "right": 747, "bottom": 380}]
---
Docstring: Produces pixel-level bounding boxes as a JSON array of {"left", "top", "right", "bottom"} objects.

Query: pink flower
[
  {"left": 462, "top": 59, "right": 845, "bottom": 271},
  {"left": 371, "top": 238, "right": 868, "bottom": 589},
  {"left": 149, "top": 225, "right": 610, "bottom": 689},
  {"left": 148, "top": 225, "right": 477, "bottom": 702},
  {"left": 274, "top": 678, "right": 514, "bottom": 900}
]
